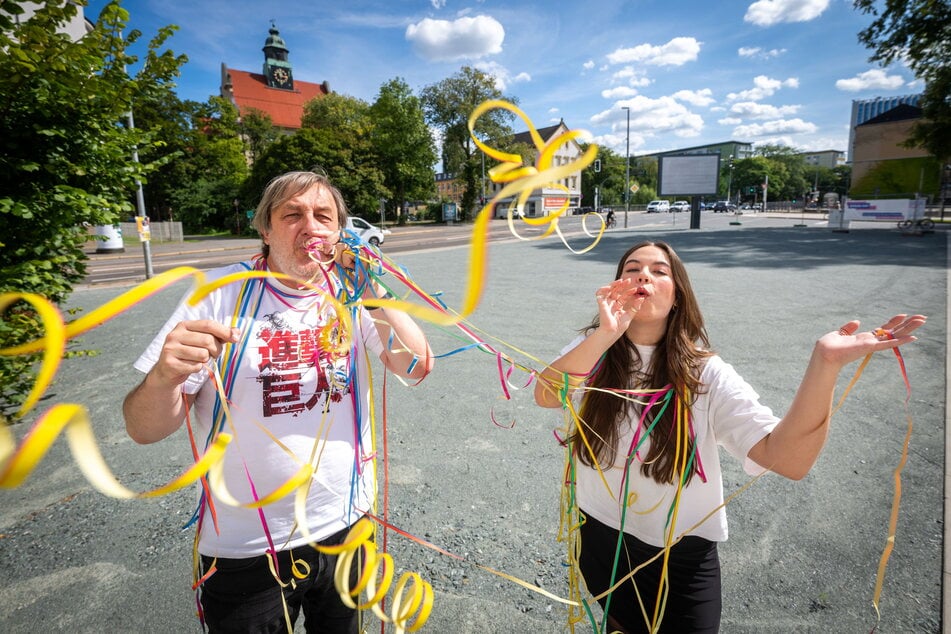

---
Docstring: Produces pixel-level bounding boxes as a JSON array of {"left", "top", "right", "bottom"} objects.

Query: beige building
[
  {"left": 799, "top": 150, "right": 846, "bottom": 169},
  {"left": 850, "top": 104, "right": 928, "bottom": 187},
  {"left": 486, "top": 120, "right": 584, "bottom": 218}
]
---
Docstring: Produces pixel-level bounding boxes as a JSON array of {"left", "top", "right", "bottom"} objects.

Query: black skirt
[{"left": 578, "top": 511, "right": 722, "bottom": 633}]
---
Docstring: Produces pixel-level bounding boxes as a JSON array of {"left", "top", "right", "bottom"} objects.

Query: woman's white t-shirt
[{"left": 563, "top": 336, "right": 779, "bottom": 548}]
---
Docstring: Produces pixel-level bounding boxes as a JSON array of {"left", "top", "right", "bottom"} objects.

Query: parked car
[
  {"left": 646, "top": 200, "right": 670, "bottom": 213},
  {"left": 712, "top": 201, "right": 736, "bottom": 213},
  {"left": 670, "top": 200, "right": 690, "bottom": 213},
  {"left": 346, "top": 216, "right": 387, "bottom": 246}
]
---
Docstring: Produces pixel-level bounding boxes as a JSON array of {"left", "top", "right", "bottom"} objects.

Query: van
[
  {"left": 346, "top": 217, "right": 386, "bottom": 246},
  {"left": 646, "top": 200, "right": 670, "bottom": 213}
]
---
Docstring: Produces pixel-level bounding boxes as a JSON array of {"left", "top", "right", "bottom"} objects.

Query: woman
[{"left": 534, "top": 241, "right": 925, "bottom": 633}]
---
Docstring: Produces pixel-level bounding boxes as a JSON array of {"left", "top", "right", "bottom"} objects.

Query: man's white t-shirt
[
  {"left": 563, "top": 336, "right": 779, "bottom": 548},
  {"left": 134, "top": 262, "right": 383, "bottom": 558}
]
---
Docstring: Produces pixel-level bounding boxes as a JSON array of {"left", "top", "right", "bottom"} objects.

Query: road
[{"left": 81, "top": 210, "right": 825, "bottom": 286}]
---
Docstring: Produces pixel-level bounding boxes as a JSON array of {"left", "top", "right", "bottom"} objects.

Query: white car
[
  {"left": 346, "top": 217, "right": 387, "bottom": 246},
  {"left": 646, "top": 200, "right": 670, "bottom": 213},
  {"left": 670, "top": 200, "right": 690, "bottom": 213}
]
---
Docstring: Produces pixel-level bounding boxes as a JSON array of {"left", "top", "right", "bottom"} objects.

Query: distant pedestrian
[{"left": 534, "top": 240, "right": 925, "bottom": 633}]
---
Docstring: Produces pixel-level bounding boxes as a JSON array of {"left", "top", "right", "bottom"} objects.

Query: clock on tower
[
  {"left": 268, "top": 66, "right": 292, "bottom": 89},
  {"left": 262, "top": 23, "right": 294, "bottom": 90}
]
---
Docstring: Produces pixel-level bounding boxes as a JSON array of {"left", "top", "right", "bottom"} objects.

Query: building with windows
[
  {"left": 798, "top": 150, "right": 846, "bottom": 169},
  {"left": 435, "top": 172, "right": 464, "bottom": 207},
  {"left": 647, "top": 140, "right": 754, "bottom": 161},
  {"left": 848, "top": 94, "right": 921, "bottom": 162},
  {"left": 850, "top": 103, "right": 932, "bottom": 194},
  {"left": 485, "top": 120, "right": 584, "bottom": 218},
  {"left": 220, "top": 23, "right": 330, "bottom": 132}
]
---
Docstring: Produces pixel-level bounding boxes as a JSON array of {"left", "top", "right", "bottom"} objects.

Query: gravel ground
[{"left": 1, "top": 223, "right": 946, "bottom": 633}]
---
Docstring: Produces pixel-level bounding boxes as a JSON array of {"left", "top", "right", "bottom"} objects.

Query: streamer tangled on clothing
[{"left": 0, "top": 99, "right": 918, "bottom": 633}]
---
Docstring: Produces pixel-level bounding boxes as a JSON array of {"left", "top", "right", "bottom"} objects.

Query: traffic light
[{"left": 594, "top": 159, "right": 601, "bottom": 172}]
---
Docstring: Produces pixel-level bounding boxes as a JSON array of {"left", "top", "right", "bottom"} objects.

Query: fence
[{"left": 118, "top": 221, "right": 184, "bottom": 242}]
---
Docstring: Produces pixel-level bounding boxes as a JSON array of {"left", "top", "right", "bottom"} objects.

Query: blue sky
[{"left": 84, "top": 0, "right": 921, "bottom": 158}]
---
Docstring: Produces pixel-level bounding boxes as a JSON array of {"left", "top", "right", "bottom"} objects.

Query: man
[{"left": 123, "top": 170, "right": 433, "bottom": 633}]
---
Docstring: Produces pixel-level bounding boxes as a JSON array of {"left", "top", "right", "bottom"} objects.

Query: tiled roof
[
  {"left": 223, "top": 68, "right": 328, "bottom": 129},
  {"left": 513, "top": 121, "right": 566, "bottom": 146}
]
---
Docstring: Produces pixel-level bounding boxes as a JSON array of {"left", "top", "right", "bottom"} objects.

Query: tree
[
  {"left": 855, "top": 0, "right": 951, "bottom": 162},
  {"left": 301, "top": 92, "right": 372, "bottom": 136},
  {"left": 420, "top": 66, "right": 516, "bottom": 221},
  {"left": 173, "top": 96, "right": 248, "bottom": 231},
  {"left": 580, "top": 145, "right": 632, "bottom": 207},
  {"left": 0, "top": 0, "right": 185, "bottom": 419},
  {"left": 242, "top": 128, "right": 386, "bottom": 220},
  {"left": 239, "top": 108, "right": 279, "bottom": 165},
  {"left": 369, "top": 78, "right": 437, "bottom": 224}
]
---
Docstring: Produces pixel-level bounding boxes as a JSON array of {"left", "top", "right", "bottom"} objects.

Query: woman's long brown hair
[{"left": 570, "top": 241, "right": 712, "bottom": 485}]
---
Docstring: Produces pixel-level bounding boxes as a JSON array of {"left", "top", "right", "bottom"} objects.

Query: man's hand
[{"left": 152, "top": 320, "right": 241, "bottom": 388}]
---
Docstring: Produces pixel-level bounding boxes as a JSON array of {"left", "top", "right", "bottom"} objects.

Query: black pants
[
  {"left": 579, "top": 512, "right": 722, "bottom": 634},
  {"left": 199, "top": 525, "right": 361, "bottom": 634}
]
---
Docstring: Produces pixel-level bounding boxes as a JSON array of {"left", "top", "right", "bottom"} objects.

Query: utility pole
[{"left": 623, "top": 106, "right": 630, "bottom": 228}]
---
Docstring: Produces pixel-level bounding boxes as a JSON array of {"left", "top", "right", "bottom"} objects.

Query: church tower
[{"left": 262, "top": 22, "right": 293, "bottom": 90}]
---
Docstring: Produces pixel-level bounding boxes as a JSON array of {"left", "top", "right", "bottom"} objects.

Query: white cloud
[
  {"left": 606, "top": 37, "right": 701, "bottom": 67},
  {"left": 611, "top": 66, "right": 652, "bottom": 87},
  {"left": 583, "top": 60, "right": 595, "bottom": 70},
  {"left": 727, "top": 75, "right": 798, "bottom": 101},
  {"left": 745, "top": 0, "right": 830, "bottom": 27},
  {"left": 592, "top": 131, "right": 647, "bottom": 154},
  {"left": 405, "top": 15, "right": 504, "bottom": 61},
  {"left": 730, "top": 101, "right": 800, "bottom": 118},
  {"left": 474, "top": 61, "right": 530, "bottom": 90},
  {"left": 672, "top": 88, "right": 715, "bottom": 107},
  {"left": 602, "top": 86, "right": 639, "bottom": 99},
  {"left": 718, "top": 117, "right": 743, "bottom": 125},
  {"left": 834, "top": 68, "right": 906, "bottom": 92},
  {"left": 738, "top": 46, "right": 786, "bottom": 58},
  {"left": 734, "top": 118, "right": 818, "bottom": 137},
  {"left": 591, "top": 95, "right": 705, "bottom": 139},
  {"left": 430, "top": 0, "right": 446, "bottom": 8}
]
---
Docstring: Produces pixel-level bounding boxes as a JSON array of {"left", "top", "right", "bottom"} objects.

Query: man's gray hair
[{"left": 252, "top": 170, "right": 350, "bottom": 258}]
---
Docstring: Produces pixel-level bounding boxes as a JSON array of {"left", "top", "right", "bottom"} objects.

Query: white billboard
[{"left": 657, "top": 154, "right": 720, "bottom": 196}]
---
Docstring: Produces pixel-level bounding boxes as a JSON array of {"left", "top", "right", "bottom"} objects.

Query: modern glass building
[{"left": 848, "top": 94, "right": 921, "bottom": 162}]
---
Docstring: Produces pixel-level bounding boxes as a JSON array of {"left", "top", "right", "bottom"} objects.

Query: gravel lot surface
[{"left": 1, "top": 222, "right": 946, "bottom": 633}]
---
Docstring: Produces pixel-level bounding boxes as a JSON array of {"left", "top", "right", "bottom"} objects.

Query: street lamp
[
  {"left": 941, "top": 163, "right": 950, "bottom": 221},
  {"left": 726, "top": 155, "right": 734, "bottom": 206},
  {"left": 623, "top": 106, "right": 630, "bottom": 228}
]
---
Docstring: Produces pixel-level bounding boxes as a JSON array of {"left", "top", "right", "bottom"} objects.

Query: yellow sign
[{"left": 630, "top": 183, "right": 640, "bottom": 194}]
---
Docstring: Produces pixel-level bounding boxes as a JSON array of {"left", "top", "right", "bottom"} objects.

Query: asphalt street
[{"left": 1, "top": 218, "right": 947, "bottom": 633}]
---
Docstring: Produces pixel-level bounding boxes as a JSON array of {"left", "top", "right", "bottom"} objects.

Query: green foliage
[
  {"left": 850, "top": 156, "right": 942, "bottom": 198},
  {"left": 0, "top": 0, "right": 185, "bottom": 419},
  {"left": 301, "top": 92, "right": 372, "bottom": 135},
  {"left": 135, "top": 94, "right": 248, "bottom": 232},
  {"left": 243, "top": 128, "right": 386, "bottom": 219},
  {"left": 855, "top": 0, "right": 951, "bottom": 160},
  {"left": 369, "top": 78, "right": 438, "bottom": 224},
  {"left": 420, "top": 66, "right": 516, "bottom": 220},
  {"left": 240, "top": 108, "right": 279, "bottom": 165},
  {"left": 581, "top": 145, "right": 635, "bottom": 207}
]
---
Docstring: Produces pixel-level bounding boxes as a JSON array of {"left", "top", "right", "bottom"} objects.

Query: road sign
[{"left": 630, "top": 183, "right": 640, "bottom": 194}]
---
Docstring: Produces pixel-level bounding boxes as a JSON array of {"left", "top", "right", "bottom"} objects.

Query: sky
[{"left": 83, "top": 0, "right": 921, "bottom": 159}]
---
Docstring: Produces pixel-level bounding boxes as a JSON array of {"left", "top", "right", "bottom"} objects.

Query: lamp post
[
  {"left": 623, "top": 106, "right": 630, "bottom": 228},
  {"left": 941, "top": 163, "right": 950, "bottom": 221},
  {"left": 726, "top": 154, "right": 734, "bottom": 206}
]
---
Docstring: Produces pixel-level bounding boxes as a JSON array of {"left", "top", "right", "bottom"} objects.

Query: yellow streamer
[
  {"left": 468, "top": 99, "right": 603, "bottom": 256},
  {"left": 0, "top": 402, "right": 231, "bottom": 498},
  {"left": 316, "top": 518, "right": 434, "bottom": 634}
]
